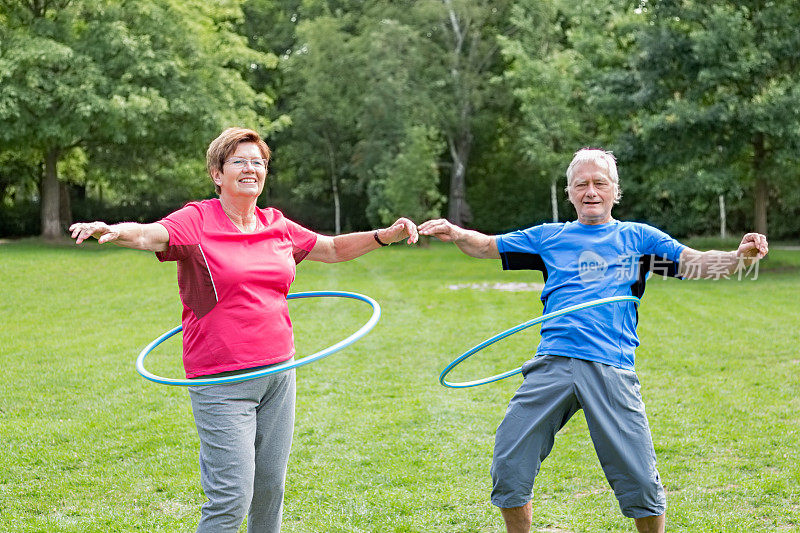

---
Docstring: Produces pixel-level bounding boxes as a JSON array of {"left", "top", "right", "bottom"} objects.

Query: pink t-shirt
[{"left": 155, "top": 199, "right": 319, "bottom": 378}]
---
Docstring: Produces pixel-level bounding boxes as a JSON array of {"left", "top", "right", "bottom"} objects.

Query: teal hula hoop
[
  {"left": 439, "top": 296, "right": 641, "bottom": 389},
  {"left": 136, "top": 291, "right": 381, "bottom": 386}
]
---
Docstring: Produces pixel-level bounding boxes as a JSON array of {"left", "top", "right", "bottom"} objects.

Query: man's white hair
[{"left": 565, "top": 148, "right": 622, "bottom": 203}]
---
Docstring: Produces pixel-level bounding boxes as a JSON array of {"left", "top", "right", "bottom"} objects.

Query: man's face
[{"left": 568, "top": 161, "right": 617, "bottom": 225}]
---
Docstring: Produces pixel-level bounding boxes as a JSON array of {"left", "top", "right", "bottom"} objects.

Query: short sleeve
[
  {"left": 155, "top": 202, "right": 204, "bottom": 262},
  {"left": 283, "top": 217, "right": 319, "bottom": 264},
  {"left": 642, "top": 224, "right": 686, "bottom": 263},
  {"left": 496, "top": 225, "right": 549, "bottom": 272},
  {"left": 496, "top": 225, "right": 543, "bottom": 255}
]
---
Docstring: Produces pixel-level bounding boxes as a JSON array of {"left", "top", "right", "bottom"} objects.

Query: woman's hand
[
  {"left": 69, "top": 221, "right": 169, "bottom": 251},
  {"left": 307, "top": 218, "right": 418, "bottom": 263},
  {"left": 70, "top": 221, "right": 120, "bottom": 245},
  {"left": 377, "top": 217, "right": 419, "bottom": 245}
]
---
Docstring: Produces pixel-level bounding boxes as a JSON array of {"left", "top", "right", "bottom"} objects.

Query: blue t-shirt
[{"left": 495, "top": 220, "right": 686, "bottom": 370}]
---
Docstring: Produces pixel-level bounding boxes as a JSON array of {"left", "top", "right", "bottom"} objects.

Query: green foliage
[
  {"left": 613, "top": 0, "right": 800, "bottom": 236},
  {"left": 353, "top": 17, "right": 433, "bottom": 179},
  {"left": 367, "top": 125, "right": 445, "bottom": 225},
  {"left": 461, "top": 102, "right": 559, "bottom": 233},
  {"left": 277, "top": 15, "right": 363, "bottom": 232},
  {"left": 0, "top": 0, "right": 274, "bottom": 235},
  {"left": 498, "top": 0, "right": 594, "bottom": 223},
  {"left": 1, "top": 0, "right": 799, "bottom": 239},
  {"left": 0, "top": 199, "right": 40, "bottom": 236},
  {"left": 0, "top": 149, "right": 40, "bottom": 203}
]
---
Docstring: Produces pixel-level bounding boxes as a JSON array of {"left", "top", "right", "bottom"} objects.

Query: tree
[
  {"left": 623, "top": 0, "right": 800, "bottom": 236},
  {"left": 499, "top": 0, "right": 589, "bottom": 222},
  {"left": 367, "top": 125, "right": 445, "bottom": 226},
  {"left": 240, "top": 1, "right": 534, "bottom": 233},
  {"left": 424, "top": 0, "right": 517, "bottom": 226},
  {"left": 0, "top": 0, "right": 272, "bottom": 238},
  {"left": 278, "top": 15, "right": 362, "bottom": 234},
  {"left": 351, "top": 16, "right": 444, "bottom": 226}
]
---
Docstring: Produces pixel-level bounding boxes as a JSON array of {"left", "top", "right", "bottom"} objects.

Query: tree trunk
[
  {"left": 325, "top": 138, "right": 341, "bottom": 234},
  {"left": 41, "top": 148, "right": 62, "bottom": 239},
  {"left": 60, "top": 181, "right": 72, "bottom": 230},
  {"left": 331, "top": 173, "right": 341, "bottom": 235},
  {"left": 752, "top": 134, "right": 768, "bottom": 236},
  {"left": 447, "top": 133, "right": 472, "bottom": 226},
  {"left": 550, "top": 138, "right": 562, "bottom": 223},
  {"left": 443, "top": 2, "right": 473, "bottom": 227},
  {"left": 753, "top": 177, "right": 768, "bottom": 236},
  {"left": 718, "top": 194, "right": 726, "bottom": 239}
]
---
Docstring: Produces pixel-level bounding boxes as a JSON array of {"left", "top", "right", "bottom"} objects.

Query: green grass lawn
[{"left": 1, "top": 239, "right": 798, "bottom": 532}]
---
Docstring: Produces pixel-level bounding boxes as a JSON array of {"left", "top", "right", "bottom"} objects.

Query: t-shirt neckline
[
  {"left": 572, "top": 218, "right": 617, "bottom": 228},
  {"left": 213, "top": 198, "right": 264, "bottom": 234}
]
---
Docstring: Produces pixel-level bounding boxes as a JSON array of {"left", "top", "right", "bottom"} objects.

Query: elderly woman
[{"left": 70, "top": 127, "right": 417, "bottom": 533}]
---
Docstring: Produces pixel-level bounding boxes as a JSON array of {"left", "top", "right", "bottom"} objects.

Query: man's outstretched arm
[
  {"left": 678, "top": 232, "right": 769, "bottom": 279},
  {"left": 418, "top": 219, "right": 500, "bottom": 259}
]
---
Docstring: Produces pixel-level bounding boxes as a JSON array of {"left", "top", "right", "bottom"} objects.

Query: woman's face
[{"left": 212, "top": 142, "right": 267, "bottom": 199}]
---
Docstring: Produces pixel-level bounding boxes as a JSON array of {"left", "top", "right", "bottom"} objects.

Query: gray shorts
[{"left": 490, "top": 355, "right": 665, "bottom": 518}]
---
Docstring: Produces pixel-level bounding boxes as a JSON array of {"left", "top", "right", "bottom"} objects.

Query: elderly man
[{"left": 419, "top": 148, "right": 768, "bottom": 533}]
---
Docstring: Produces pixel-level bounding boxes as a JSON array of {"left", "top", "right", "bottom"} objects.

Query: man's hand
[
  {"left": 418, "top": 218, "right": 499, "bottom": 259},
  {"left": 418, "top": 218, "right": 463, "bottom": 242},
  {"left": 736, "top": 232, "right": 769, "bottom": 260}
]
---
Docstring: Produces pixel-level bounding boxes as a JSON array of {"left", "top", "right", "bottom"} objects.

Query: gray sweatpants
[{"left": 188, "top": 369, "right": 295, "bottom": 533}]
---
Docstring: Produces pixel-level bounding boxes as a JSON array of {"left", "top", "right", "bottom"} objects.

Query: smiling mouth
[{"left": 239, "top": 178, "right": 257, "bottom": 184}]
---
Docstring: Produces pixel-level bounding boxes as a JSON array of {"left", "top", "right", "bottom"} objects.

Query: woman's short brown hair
[{"left": 206, "top": 127, "right": 271, "bottom": 194}]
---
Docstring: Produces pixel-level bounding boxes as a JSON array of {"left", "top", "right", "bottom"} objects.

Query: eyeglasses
[{"left": 224, "top": 157, "right": 267, "bottom": 169}]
